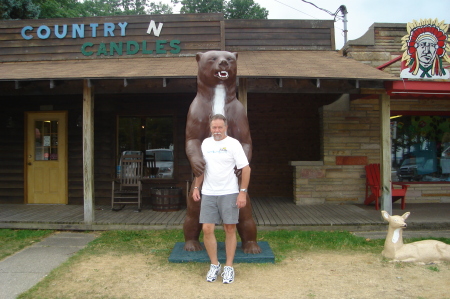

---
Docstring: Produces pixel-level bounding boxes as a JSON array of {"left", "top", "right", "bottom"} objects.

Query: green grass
[
  {"left": 0, "top": 229, "right": 54, "bottom": 260},
  {"left": 74, "top": 229, "right": 450, "bottom": 264},
  {"left": 2, "top": 228, "right": 449, "bottom": 264},
  {"left": 260, "top": 230, "right": 384, "bottom": 251},
  {"left": 77, "top": 229, "right": 387, "bottom": 263},
  {"left": 83, "top": 229, "right": 185, "bottom": 257},
  {"left": 427, "top": 265, "right": 440, "bottom": 272}
]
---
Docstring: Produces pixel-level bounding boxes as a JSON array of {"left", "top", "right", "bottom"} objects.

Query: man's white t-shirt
[{"left": 201, "top": 136, "right": 249, "bottom": 196}]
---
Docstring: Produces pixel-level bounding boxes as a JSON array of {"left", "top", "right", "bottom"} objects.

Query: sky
[{"left": 166, "top": 0, "right": 450, "bottom": 50}]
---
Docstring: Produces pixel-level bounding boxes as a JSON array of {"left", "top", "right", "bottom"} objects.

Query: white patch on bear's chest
[{"left": 212, "top": 85, "right": 226, "bottom": 116}]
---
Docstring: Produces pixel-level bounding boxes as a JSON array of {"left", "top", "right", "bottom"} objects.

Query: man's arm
[
  {"left": 192, "top": 173, "right": 204, "bottom": 202},
  {"left": 236, "top": 165, "right": 250, "bottom": 208}
]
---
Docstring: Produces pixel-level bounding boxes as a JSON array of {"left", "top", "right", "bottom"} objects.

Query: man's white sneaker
[
  {"left": 221, "top": 266, "right": 234, "bottom": 284},
  {"left": 206, "top": 263, "right": 221, "bottom": 282}
]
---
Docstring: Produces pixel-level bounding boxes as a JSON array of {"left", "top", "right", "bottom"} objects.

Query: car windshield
[
  {"left": 401, "top": 157, "right": 425, "bottom": 166},
  {"left": 150, "top": 151, "right": 173, "bottom": 161}
]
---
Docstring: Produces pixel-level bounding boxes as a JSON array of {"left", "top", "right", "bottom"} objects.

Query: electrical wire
[
  {"left": 273, "top": 0, "right": 346, "bottom": 22},
  {"left": 273, "top": 0, "right": 317, "bottom": 19},
  {"left": 300, "top": 0, "right": 346, "bottom": 22},
  {"left": 300, "top": 0, "right": 336, "bottom": 16}
]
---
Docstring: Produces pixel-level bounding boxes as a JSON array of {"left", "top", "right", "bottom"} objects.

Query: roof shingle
[{"left": 0, "top": 51, "right": 396, "bottom": 81}]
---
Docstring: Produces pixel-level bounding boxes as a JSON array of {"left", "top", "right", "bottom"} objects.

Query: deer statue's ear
[
  {"left": 196, "top": 52, "right": 204, "bottom": 62},
  {"left": 401, "top": 212, "right": 410, "bottom": 220},
  {"left": 381, "top": 210, "right": 390, "bottom": 221}
]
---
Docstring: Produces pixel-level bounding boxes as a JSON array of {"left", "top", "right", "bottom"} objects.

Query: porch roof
[{"left": 0, "top": 51, "right": 396, "bottom": 81}]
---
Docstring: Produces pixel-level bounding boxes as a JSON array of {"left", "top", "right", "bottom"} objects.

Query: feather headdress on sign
[{"left": 401, "top": 19, "right": 450, "bottom": 79}]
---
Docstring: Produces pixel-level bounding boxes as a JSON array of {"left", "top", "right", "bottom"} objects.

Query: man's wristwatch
[{"left": 240, "top": 189, "right": 248, "bottom": 192}]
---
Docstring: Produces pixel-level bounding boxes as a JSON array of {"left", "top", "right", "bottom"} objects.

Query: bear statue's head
[{"left": 196, "top": 51, "right": 238, "bottom": 88}]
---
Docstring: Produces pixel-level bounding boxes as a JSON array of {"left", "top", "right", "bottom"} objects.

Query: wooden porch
[{"left": 0, "top": 197, "right": 449, "bottom": 231}]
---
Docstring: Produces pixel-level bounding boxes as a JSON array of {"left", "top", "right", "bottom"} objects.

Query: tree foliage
[
  {"left": 0, "top": 0, "right": 173, "bottom": 19},
  {"left": 224, "top": 0, "right": 268, "bottom": 19},
  {"left": 0, "top": 0, "right": 40, "bottom": 19},
  {"left": 147, "top": 1, "right": 172, "bottom": 15},
  {"left": 0, "top": 0, "right": 266, "bottom": 19},
  {"left": 173, "top": 0, "right": 223, "bottom": 14},
  {"left": 34, "top": 0, "right": 85, "bottom": 18},
  {"left": 172, "top": 0, "right": 268, "bottom": 19},
  {"left": 61, "top": 0, "right": 173, "bottom": 17}
]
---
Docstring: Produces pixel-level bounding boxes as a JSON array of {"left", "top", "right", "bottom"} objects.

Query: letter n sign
[{"left": 147, "top": 20, "right": 163, "bottom": 37}]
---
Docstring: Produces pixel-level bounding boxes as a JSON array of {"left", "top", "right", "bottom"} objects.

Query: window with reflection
[
  {"left": 35, "top": 120, "right": 58, "bottom": 161},
  {"left": 118, "top": 116, "right": 174, "bottom": 179},
  {"left": 391, "top": 113, "right": 450, "bottom": 182}
]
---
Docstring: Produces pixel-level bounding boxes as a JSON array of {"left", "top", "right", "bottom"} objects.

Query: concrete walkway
[{"left": 0, "top": 232, "right": 97, "bottom": 299}]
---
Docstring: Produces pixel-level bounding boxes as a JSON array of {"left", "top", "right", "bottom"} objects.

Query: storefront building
[
  {"left": 291, "top": 21, "right": 450, "bottom": 208},
  {"left": 0, "top": 13, "right": 395, "bottom": 216}
]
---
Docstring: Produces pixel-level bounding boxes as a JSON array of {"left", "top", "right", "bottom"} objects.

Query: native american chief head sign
[{"left": 401, "top": 19, "right": 450, "bottom": 79}]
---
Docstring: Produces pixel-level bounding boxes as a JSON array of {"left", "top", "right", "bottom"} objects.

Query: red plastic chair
[{"left": 364, "top": 163, "right": 408, "bottom": 210}]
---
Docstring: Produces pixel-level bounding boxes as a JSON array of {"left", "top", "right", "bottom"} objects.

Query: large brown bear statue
[{"left": 184, "top": 51, "right": 261, "bottom": 254}]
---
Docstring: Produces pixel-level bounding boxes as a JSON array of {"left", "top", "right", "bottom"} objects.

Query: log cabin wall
[
  {"left": 0, "top": 13, "right": 223, "bottom": 62},
  {"left": 0, "top": 100, "right": 25, "bottom": 204},
  {"left": 0, "top": 14, "right": 335, "bottom": 63},
  {"left": 0, "top": 89, "right": 334, "bottom": 204},
  {"left": 0, "top": 92, "right": 195, "bottom": 205},
  {"left": 225, "top": 19, "right": 335, "bottom": 51},
  {"left": 0, "top": 94, "right": 83, "bottom": 204}
]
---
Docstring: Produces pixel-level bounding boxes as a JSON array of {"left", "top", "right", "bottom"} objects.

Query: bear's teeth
[{"left": 215, "top": 71, "right": 229, "bottom": 78}]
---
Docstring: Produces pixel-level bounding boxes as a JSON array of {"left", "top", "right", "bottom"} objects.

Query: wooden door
[{"left": 25, "top": 111, "right": 68, "bottom": 204}]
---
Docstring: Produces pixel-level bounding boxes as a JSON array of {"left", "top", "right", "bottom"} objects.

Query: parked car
[
  {"left": 397, "top": 151, "right": 437, "bottom": 181},
  {"left": 146, "top": 149, "right": 174, "bottom": 178}
]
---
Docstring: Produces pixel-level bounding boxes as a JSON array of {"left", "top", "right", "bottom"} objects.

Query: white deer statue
[{"left": 381, "top": 210, "right": 450, "bottom": 263}]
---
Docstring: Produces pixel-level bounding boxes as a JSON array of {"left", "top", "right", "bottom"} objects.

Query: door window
[{"left": 34, "top": 120, "right": 58, "bottom": 161}]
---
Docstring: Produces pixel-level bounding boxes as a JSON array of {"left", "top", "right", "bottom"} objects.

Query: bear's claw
[
  {"left": 183, "top": 240, "right": 204, "bottom": 251},
  {"left": 242, "top": 241, "right": 262, "bottom": 254}
]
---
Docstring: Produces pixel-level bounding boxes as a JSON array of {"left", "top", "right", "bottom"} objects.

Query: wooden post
[
  {"left": 83, "top": 79, "right": 95, "bottom": 225},
  {"left": 379, "top": 93, "right": 392, "bottom": 214},
  {"left": 238, "top": 78, "right": 248, "bottom": 113}
]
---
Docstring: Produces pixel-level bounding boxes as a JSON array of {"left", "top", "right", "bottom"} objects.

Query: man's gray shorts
[{"left": 200, "top": 193, "right": 239, "bottom": 225}]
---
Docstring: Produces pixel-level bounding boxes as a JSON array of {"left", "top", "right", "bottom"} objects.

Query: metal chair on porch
[
  {"left": 364, "top": 163, "right": 409, "bottom": 210},
  {"left": 111, "top": 151, "right": 144, "bottom": 212}
]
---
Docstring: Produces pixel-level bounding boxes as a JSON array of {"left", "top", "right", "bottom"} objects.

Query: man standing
[{"left": 192, "top": 114, "right": 251, "bottom": 284}]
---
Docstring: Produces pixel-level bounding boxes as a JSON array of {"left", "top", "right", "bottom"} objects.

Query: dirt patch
[{"left": 30, "top": 251, "right": 450, "bottom": 298}]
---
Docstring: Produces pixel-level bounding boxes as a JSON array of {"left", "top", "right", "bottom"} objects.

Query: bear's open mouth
[{"left": 214, "top": 71, "right": 229, "bottom": 79}]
